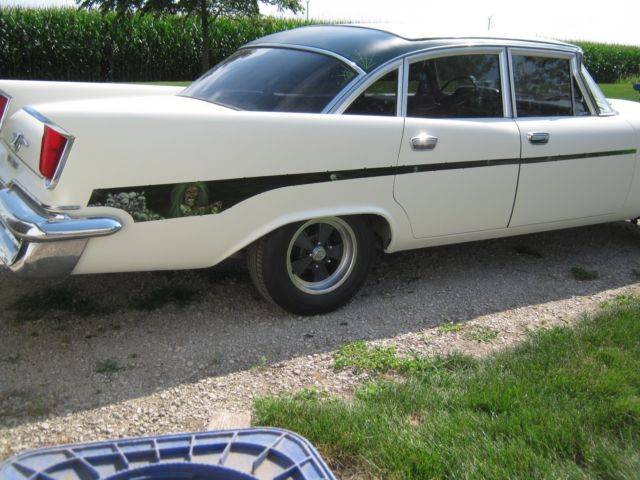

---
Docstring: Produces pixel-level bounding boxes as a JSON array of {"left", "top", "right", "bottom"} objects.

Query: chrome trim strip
[
  {"left": 23, "top": 105, "right": 76, "bottom": 190},
  {"left": 0, "top": 88, "right": 12, "bottom": 131},
  {"left": 499, "top": 48, "right": 513, "bottom": 118},
  {"left": 507, "top": 49, "right": 517, "bottom": 119}
]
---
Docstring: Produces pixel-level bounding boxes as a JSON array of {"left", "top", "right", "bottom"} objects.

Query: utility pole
[
  {"left": 306, "top": 0, "right": 310, "bottom": 20},
  {"left": 487, "top": 13, "right": 495, "bottom": 31}
]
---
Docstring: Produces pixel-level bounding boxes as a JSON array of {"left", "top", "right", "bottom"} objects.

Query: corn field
[
  {"left": 0, "top": 8, "right": 312, "bottom": 82},
  {"left": 0, "top": 8, "right": 638, "bottom": 83}
]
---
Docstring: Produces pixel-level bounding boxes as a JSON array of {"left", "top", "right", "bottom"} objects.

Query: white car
[{"left": 0, "top": 24, "right": 639, "bottom": 315}]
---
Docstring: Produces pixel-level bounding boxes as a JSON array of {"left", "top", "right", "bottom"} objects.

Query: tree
[{"left": 77, "top": 0, "right": 303, "bottom": 72}]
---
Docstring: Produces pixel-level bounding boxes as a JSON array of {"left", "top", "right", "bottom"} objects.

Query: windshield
[
  {"left": 182, "top": 48, "right": 357, "bottom": 113},
  {"left": 581, "top": 66, "right": 615, "bottom": 115}
]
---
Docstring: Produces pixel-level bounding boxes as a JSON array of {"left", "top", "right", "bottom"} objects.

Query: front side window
[
  {"left": 344, "top": 69, "right": 398, "bottom": 116},
  {"left": 406, "top": 54, "right": 504, "bottom": 118},
  {"left": 182, "top": 48, "right": 357, "bottom": 113},
  {"left": 512, "top": 55, "right": 574, "bottom": 117}
]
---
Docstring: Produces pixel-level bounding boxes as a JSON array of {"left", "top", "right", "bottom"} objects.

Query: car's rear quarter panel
[{"left": 26, "top": 96, "right": 412, "bottom": 273}]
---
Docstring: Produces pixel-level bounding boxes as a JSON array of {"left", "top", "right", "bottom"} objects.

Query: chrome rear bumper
[{"left": 0, "top": 183, "right": 121, "bottom": 277}]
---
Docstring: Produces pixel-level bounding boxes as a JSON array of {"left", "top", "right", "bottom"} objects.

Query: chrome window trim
[
  {"left": 507, "top": 47, "right": 600, "bottom": 117},
  {"left": 238, "top": 43, "right": 368, "bottom": 115},
  {"left": 237, "top": 41, "right": 583, "bottom": 117},
  {"left": 400, "top": 45, "right": 511, "bottom": 119},
  {"left": 242, "top": 43, "right": 367, "bottom": 76},
  {"left": 23, "top": 106, "right": 76, "bottom": 190},
  {"left": 331, "top": 59, "right": 404, "bottom": 116},
  {"left": 570, "top": 55, "right": 597, "bottom": 115}
]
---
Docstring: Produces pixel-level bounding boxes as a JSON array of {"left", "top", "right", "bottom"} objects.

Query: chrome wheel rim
[{"left": 286, "top": 217, "right": 357, "bottom": 295}]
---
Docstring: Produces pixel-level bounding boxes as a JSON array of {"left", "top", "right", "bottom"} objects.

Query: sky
[{"left": 2, "top": 0, "right": 640, "bottom": 46}]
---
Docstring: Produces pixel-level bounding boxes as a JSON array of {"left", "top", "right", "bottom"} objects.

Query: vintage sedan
[{"left": 0, "top": 24, "right": 639, "bottom": 315}]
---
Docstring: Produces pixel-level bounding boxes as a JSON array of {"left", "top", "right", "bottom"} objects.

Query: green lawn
[
  {"left": 600, "top": 83, "right": 640, "bottom": 101},
  {"left": 254, "top": 296, "right": 640, "bottom": 479}
]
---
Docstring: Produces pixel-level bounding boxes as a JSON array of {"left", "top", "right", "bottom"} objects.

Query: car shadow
[{"left": 2, "top": 221, "right": 640, "bottom": 426}]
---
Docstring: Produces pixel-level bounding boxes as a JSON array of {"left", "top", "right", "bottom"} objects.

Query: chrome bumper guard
[{"left": 0, "top": 183, "right": 122, "bottom": 277}]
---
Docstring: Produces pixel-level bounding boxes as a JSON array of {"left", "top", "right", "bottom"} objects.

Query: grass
[
  {"left": 600, "top": 82, "right": 640, "bottom": 102},
  {"left": 571, "top": 266, "right": 600, "bottom": 281},
  {"left": 255, "top": 297, "right": 640, "bottom": 479}
]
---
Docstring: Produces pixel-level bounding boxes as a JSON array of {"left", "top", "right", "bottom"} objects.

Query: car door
[
  {"left": 393, "top": 48, "right": 521, "bottom": 238},
  {"left": 508, "top": 49, "right": 637, "bottom": 227}
]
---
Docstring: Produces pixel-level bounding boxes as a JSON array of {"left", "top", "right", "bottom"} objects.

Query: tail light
[
  {"left": 0, "top": 92, "right": 11, "bottom": 128},
  {"left": 39, "top": 125, "right": 69, "bottom": 180}
]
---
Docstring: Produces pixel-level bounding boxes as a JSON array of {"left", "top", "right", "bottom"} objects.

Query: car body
[{"left": 0, "top": 24, "right": 639, "bottom": 314}]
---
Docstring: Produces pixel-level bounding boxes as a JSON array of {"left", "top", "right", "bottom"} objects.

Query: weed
[
  {"left": 571, "top": 266, "right": 599, "bottom": 281},
  {"left": 95, "top": 359, "right": 122, "bottom": 375},
  {"left": 251, "top": 356, "right": 269, "bottom": 372},
  {"left": 438, "top": 322, "right": 463, "bottom": 333},
  {"left": 467, "top": 326, "right": 499, "bottom": 343},
  {"left": 333, "top": 341, "right": 465, "bottom": 375}
]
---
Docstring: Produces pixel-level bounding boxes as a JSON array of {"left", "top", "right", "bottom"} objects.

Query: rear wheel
[{"left": 248, "top": 216, "right": 374, "bottom": 315}]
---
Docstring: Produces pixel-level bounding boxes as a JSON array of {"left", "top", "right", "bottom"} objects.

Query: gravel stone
[{"left": 1, "top": 222, "right": 640, "bottom": 459}]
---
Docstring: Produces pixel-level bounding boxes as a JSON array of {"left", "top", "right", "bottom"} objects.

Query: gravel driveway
[{"left": 2, "top": 221, "right": 640, "bottom": 460}]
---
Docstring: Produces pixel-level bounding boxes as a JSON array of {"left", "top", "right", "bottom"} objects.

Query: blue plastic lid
[
  {"left": 634, "top": 82, "right": 640, "bottom": 92},
  {"left": 0, "top": 428, "right": 336, "bottom": 480}
]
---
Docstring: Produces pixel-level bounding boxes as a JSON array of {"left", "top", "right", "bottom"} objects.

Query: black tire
[{"left": 247, "top": 216, "right": 374, "bottom": 315}]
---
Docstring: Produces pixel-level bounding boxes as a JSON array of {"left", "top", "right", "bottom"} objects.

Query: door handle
[
  {"left": 411, "top": 134, "right": 438, "bottom": 151},
  {"left": 527, "top": 132, "right": 550, "bottom": 145}
]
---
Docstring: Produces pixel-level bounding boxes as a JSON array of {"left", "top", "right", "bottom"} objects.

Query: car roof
[{"left": 245, "top": 24, "right": 580, "bottom": 73}]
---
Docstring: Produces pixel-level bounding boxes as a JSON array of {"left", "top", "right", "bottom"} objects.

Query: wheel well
[
  {"left": 360, "top": 214, "right": 392, "bottom": 250},
  {"left": 244, "top": 214, "right": 393, "bottom": 253}
]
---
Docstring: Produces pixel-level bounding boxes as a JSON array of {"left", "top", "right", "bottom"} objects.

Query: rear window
[{"left": 182, "top": 48, "right": 357, "bottom": 113}]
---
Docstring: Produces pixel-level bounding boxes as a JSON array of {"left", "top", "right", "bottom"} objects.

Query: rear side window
[
  {"left": 406, "top": 54, "right": 504, "bottom": 118},
  {"left": 344, "top": 69, "right": 398, "bottom": 116},
  {"left": 512, "top": 56, "right": 574, "bottom": 117},
  {"left": 183, "top": 48, "right": 356, "bottom": 113}
]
